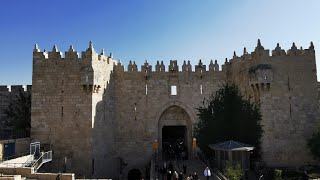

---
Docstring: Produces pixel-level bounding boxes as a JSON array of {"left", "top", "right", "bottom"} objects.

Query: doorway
[{"left": 162, "top": 125, "right": 187, "bottom": 160}]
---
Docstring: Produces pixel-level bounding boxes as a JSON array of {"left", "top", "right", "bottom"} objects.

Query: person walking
[
  {"left": 204, "top": 167, "right": 211, "bottom": 180},
  {"left": 183, "top": 164, "right": 187, "bottom": 174},
  {"left": 192, "top": 172, "right": 199, "bottom": 180},
  {"left": 178, "top": 171, "right": 183, "bottom": 180},
  {"left": 167, "top": 170, "right": 172, "bottom": 180},
  {"left": 174, "top": 170, "right": 179, "bottom": 180}
]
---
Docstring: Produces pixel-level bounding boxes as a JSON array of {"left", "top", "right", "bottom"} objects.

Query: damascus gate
[{"left": 30, "top": 40, "right": 320, "bottom": 178}]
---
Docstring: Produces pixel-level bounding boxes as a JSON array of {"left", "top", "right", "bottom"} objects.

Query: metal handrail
[
  {"left": 31, "top": 151, "right": 52, "bottom": 172},
  {"left": 1, "top": 151, "right": 52, "bottom": 170}
]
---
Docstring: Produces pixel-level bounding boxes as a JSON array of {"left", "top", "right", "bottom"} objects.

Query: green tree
[
  {"left": 193, "top": 82, "right": 263, "bottom": 157},
  {"left": 274, "top": 169, "right": 283, "bottom": 180},
  {"left": 307, "top": 128, "right": 320, "bottom": 160},
  {"left": 4, "top": 90, "right": 31, "bottom": 135},
  {"left": 224, "top": 162, "right": 243, "bottom": 180}
]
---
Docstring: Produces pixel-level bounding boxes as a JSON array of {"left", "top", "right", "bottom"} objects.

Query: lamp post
[
  {"left": 153, "top": 139, "right": 158, "bottom": 161},
  {"left": 192, "top": 138, "right": 197, "bottom": 159}
]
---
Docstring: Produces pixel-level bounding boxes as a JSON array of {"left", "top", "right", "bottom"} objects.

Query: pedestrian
[
  {"left": 187, "top": 174, "right": 191, "bottom": 180},
  {"left": 163, "top": 162, "right": 167, "bottom": 170},
  {"left": 192, "top": 172, "right": 199, "bottom": 180},
  {"left": 178, "top": 171, "right": 183, "bottom": 180},
  {"left": 174, "top": 170, "right": 179, "bottom": 180},
  {"left": 183, "top": 164, "right": 187, "bottom": 174},
  {"left": 204, "top": 167, "right": 211, "bottom": 180},
  {"left": 189, "top": 173, "right": 193, "bottom": 180},
  {"left": 169, "top": 162, "right": 173, "bottom": 172},
  {"left": 167, "top": 170, "right": 172, "bottom": 180}
]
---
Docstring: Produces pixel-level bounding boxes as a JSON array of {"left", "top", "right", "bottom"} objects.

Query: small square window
[{"left": 171, "top": 85, "right": 177, "bottom": 96}]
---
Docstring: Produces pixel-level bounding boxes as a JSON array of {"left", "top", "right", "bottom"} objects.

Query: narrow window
[
  {"left": 86, "top": 75, "right": 88, "bottom": 83},
  {"left": 92, "top": 159, "right": 94, "bottom": 175},
  {"left": 61, "top": 106, "right": 64, "bottom": 116},
  {"left": 134, "top": 103, "right": 137, "bottom": 120},
  {"left": 289, "top": 103, "right": 292, "bottom": 118},
  {"left": 145, "top": 84, "right": 148, "bottom": 95},
  {"left": 287, "top": 76, "right": 291, "bottom": 91},
  {"left": 61, "top": 80, "right": 64, "bottom": 93},
  {"left": 171, "top": 85, "right": 177, "bottom": 96},
  {"left": 200, "top": 85, "right": 203, "bottom": 94}
]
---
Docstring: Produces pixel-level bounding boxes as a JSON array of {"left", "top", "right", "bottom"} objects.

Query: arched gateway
[{"left": 157, "top": 104, "right": 193, "bottom": 160}]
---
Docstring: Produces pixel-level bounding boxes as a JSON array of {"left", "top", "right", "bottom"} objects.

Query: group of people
[
  {"left": 162, "top": 139, "right": 187, "bottom": 160},
  {"left": 156, "top": 162, "right": 187, "bottom": 180},
  {"left": 156, "top": 162, "right": 211, "bottom": 180}
]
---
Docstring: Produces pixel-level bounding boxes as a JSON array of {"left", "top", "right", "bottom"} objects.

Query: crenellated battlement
[
  {"left": 0, "top": 85, "right": 32, "bottom": 93},
  {"left": 33, "top": 41, "right": 115, "bottom": 64},
  {"left": 113, "top": 59, "right": 224, "bottom": 74},
  {"left": 229, "top": 39, "right": 315, "bottom": 63},
  {"left": 33, "top": 40, "right": 315, "bottom": 75}
]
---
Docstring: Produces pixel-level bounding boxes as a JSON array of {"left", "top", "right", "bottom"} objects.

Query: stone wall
[{"left": 31, "top": 40, "right": 320, "bottom": 179}]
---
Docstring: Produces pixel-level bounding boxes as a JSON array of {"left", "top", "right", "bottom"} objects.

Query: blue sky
[{"left": 0, "top": 0, "right": 320, "bottom": 85}]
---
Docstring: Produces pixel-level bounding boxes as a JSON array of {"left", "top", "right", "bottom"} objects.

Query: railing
[
  {"left": 31, "top": 151, "right": 52, "bottom": 172},
  {"left": 0, "top": 151, "right": 52, "bottom": 171}
]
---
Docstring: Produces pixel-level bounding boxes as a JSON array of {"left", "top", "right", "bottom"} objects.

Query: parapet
[
  {"left": 11, "top": 85, "right": 24, "bottom": 93},
  {"left": 33, "top": 41, "right": 115, "bottom": 64},
  {"left": 33, "top": 40, "right": 316, "bottom": 74},
  {"left": 0, "top": 85, "right": 32, "bottom": 93},
  {"left": 229, "top": 39, "right": 315, "bottom": 62},
  {"left": 0, "top": 86, "right": 9, "bottom": 92},
  {"left": 116, "top": 59, "right": 224, "bottom": 74}
]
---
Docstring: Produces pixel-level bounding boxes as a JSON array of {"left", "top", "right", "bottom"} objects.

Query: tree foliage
[
  {"left": 193, "top": 82, "right": 263, "bottom": 157},
  {"left": 224, "top": 162, "right": 243, "bottom": 180},
  {"left": 307, "top": 129, "right": 320, "bottom": 160},
  {"left": 4, "top": 90, "right": 31, "bottom": 134}
]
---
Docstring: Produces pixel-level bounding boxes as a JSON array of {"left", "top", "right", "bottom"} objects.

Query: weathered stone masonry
[{"left": 30, "top": 40, "right": 320, "bottom": 179}]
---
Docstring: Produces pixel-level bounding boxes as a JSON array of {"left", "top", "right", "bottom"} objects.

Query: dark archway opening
[
  {"left": 162, "top": 126, "right": 187, "bottom": 160},
  {"left": 128, "top": 169, "right": 142, "bottom": 180}
]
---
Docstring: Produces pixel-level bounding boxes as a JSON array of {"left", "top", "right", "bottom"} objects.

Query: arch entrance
[{"left": 158, "top": 105, "right": 192, "bottom": 160}]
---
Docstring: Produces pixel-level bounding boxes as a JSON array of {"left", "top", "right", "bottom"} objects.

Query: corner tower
[{"left": 31, "top": 42, "right": 116, "bottom": 177}]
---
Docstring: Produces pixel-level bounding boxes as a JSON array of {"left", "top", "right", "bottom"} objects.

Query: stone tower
[
  {"left": 31, "top": 42, "right": 116, "bottom": 177},
  {"left": 225, "top": 40, "right": 319, "bottom": 166}
]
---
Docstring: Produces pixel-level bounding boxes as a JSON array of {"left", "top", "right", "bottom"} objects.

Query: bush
[
  {"left": 274, "top": 169, "right": 282, "bottom": 180},
  {"left": 224, "top": 162, "right": 243, "bottom": 180}
]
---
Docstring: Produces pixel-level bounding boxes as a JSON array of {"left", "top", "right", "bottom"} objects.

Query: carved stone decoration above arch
[{"left": 155, "top": 101, "right": 197, "bottom": 125}]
